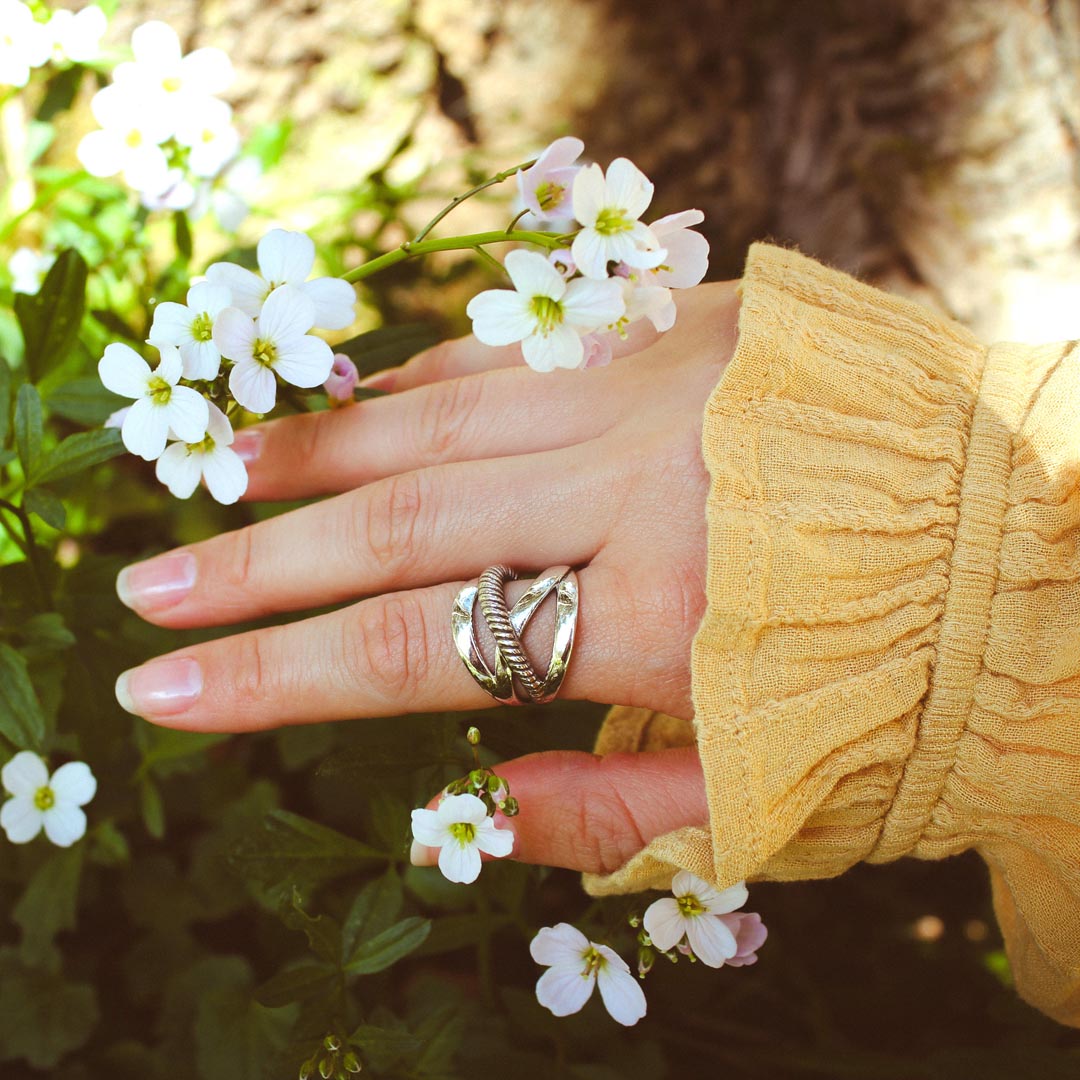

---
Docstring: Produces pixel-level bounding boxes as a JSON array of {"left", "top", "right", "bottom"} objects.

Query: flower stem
[
  {"left": 0, "top": 498, "right": 50, "bottom": 608},
  {"left": 412, "top": 159, "right": 534, "bottom": 244},
  {"left": 342, "top": 229, "right": 563, "bottom": 284}
]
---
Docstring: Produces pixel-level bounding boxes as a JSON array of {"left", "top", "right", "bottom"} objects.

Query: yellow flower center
[
  {"left": 594, "top": 207, "right": 633, "bottom": 235},
  {"left": 147, "top": 375, "right": 172, "bottom": 404},
  {"left": 188, "top": 433, "right": 216, "bottom": 454},
  {"left": 535, "top": 179, "right": 565, "bottom": 212},
  {"left": 34, "top": 785, "right": 55, "bottom": 811},
  {"left": 530, "top": 295, "right": 563, "bottom": 335},
  {"left": 162, "top": 75, "right": 183, "bottom": 93},
  {"left": 677, "top": 894, "right": 707, "bottom": 917},
  {"left": 252, "top": 338, "right": 277, "bottom": 367},
  {"left": 448, "top": 821, "right": 476, "bottom": 846},
  {"left": 581, "top": 946, "right": 605, "bottom": 977},
  {"left": 192, "top": 312, "right": 214, "bottom": 342},
  {"left": 125, "top": 128, "right": 143, "bottom": 149}
]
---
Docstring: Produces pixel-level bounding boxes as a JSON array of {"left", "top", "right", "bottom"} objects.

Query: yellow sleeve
[{"left": 584, "top": 242, "right": 1080, "bottom": 1028}]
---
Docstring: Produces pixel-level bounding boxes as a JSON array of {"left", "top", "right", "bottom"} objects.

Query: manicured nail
[
  {"left": 115, "top": 658, "right": 203, "bottom": 717},
  {"left": 410, "top": 839, "right": 435, "bottom": 867},
  {"left": 117, "top": 551, "right": 196, "bottom": 612},
  {"left": 231, "top": 428, "right": 263, "bottom": 463}
]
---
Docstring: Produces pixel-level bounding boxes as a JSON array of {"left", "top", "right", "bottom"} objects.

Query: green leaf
[
  {"left": 14, "top": 847, "right": 84, "bottom": 969},
  {"left": 140, "top": 777, "right": 165, "bottom": 839},
  {"left": 173, "top": 211, "right": 193, "bottom": 260},
  {"left": 0, "top": 643, "right": 46, "bottom": 751},
  {"left": 138, "top": 726, "right": 230, "bottom": 776},
  {"left": 14, "top": 249, "right": 88, "bottom": 381},
  {"left": 332, "top": 324, "right": 440, "bottom": 380},
  {"left": 343, "top": 916, "right": 431, "bottom": 976},
  {"left": 414, "top": 912, "right": 512, "bottom": 958},
  {"left": 0, "top": 948, "right": 98, "bottom": 1070},
  {"left": 32, "top": 426, "right": 124, "bottom": 486},
  {"left": 46, "top": 375, "right": 126, "bottom": 425},
  {"left": 36, "top": 66, "right": 84, "bottom": 122},
  {"left": 281, "top": 887, "right": 341, "bottom": 964},
  {"left": 14, "top": 383, "right": 43, "bottom": 476},
  {"left": 341, "top": 867, "right": 403, "bottom": 962},
  {"left": 253, "top": 963, "right": 336, "bottom": 1008},
  {"left": 0, "top": 356, "right": 10, "bottom": 447},
  {"left": 24, "top": 487, "right": 66, "bottom": 530},
  {"left": 20, "top": 613, "right": 76, "bottom": 656},
  {"left": 347, "top": 1024, "right": 422, "bottom": 1072},
  {"left": 227, "top": 809, "right": 384, "bottom": 892}
]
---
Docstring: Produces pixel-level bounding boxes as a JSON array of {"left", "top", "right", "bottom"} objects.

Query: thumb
[{"left": 410, "top": 747, "right": 706, "bottom": 876}]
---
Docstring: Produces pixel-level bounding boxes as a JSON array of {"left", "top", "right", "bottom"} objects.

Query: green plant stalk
[{"left": 412, "top": 158, "right": 535, "bottom": 243}]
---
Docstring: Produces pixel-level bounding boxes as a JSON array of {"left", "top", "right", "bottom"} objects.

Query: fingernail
[
  {"left": 410, "top": 839, "right": 435, "bottom": 866},
  {"left": 115, "top": 658, "right": 203, "bottom": 717},
  {"left": 117, "top": 552, "right": 196, "bottom": 612},
  {"left": 357, "top": 369, "right": 397, "bottom": 392},
  {"left": 231, "top": 428, "right": 263, "bottom": 464}
]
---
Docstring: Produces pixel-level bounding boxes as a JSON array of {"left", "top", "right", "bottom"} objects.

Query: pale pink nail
[
  {"left": 115, "top": 658, "right": 203, "bottom": 717},
  {"left": 116, "top": 552, "right": 196, "bottom": 612},
  {"left": 231, "top": 428, "right": 263, "bottom": 463}
]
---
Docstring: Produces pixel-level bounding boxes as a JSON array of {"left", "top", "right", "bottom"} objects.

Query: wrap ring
[{"left": 451, "top": 565, "right": 578, "bottom": 705}]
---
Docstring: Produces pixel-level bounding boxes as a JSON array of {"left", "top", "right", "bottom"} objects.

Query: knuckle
[
  {"left": 218, "top": 525, "right": 257, "bottom": 594},
  {"left": 571, "top": 760, "right": 647, "bottom": 873},
  {"left": 407, "top": 339, "right": 456, "bottom": 385},
  {"left": 359, "top": 471, "right": 429, "bottom": 575},
  {"left": 350, "top": 593, "right": 432, "bottom": 702},
  {"left": 296, "top": 411, "right": 333, "bottom": 474},
  {"left": 412, "top": 375, "right": 484, "bottom": 464},
  {"left": 230, "top": 631, "right": 273, "bottom": 704}
]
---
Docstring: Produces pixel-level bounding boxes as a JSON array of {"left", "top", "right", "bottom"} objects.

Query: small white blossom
[
  {"left": 517, "top": 136, "right": 584, "bottom": 222},
  {"left": 531, "top": 924, "right": 647, "bottom": 1026},
  {"left": 77, "top": 84, "right": 173, "bottom": 190},
  {"left": 466, "top": 249, "right": 624, "bottom": 372},
  {"left": 213, "top": 284, "right": 335, "bottom": 414},
  {"left": 612, "top": 273, "right": 675, "bottom": 334},
  {"left": 48, "top": 6, "right": 107, "bottom": 65},
  {"left": 570, "top": 158, "right": 666, "bottom": 280},
  {"left": 8, "top": 247, "right": 53, "bottom": 295},
  {"left": 98, "top": 342, "right": 209, "bottom": 460},
  {"left": 175, "top": 97, "right": 240, "bottom": 178},
  {"left": 642, "top": 871, "right": 749, "bottom": 968},
  {"left": 206, "top": 229, "right": 356, "bottom": 330},
  {"left": 1, "top": 751, "right": 96, "bottom": 847},
  {"left": 156, "top": 401, "right": 248, "bottom": 505},
  {"left": 0, "top": 0, "right": 51, "bottom": 88},
  {"left": 149, "top": 280, "right": 234, "bottom": 380},
  {"left": 410, "top": 792, "right": 513, "bottom": 885}
]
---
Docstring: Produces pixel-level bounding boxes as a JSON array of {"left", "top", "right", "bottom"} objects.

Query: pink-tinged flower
[
  {"left": 581, "top": 332, "right": 614, "bottom": 369},
  {"left": 531, "top": 924, "right": 646, "bottom": 1027},
  {"left": 717, "top": 911, "right": 767, "bottom": 967},
  {"left": 570, "top": 158, "right": 666, "bottom": 279},
  {"left": 517, "top": 137, "right": 584, "bottom": 222},
  {"left": 410, "top": 793, "right": 513, "bottom": 884},
  {"left": 612, "top": 275, "right": 675, "bottom": 334},
  {"left": 646, "top": 209, "right": 709, "bottom": 288},
  {"left": 548, "top": 248, "right": 576, "bottom": 279},
  {"left": 324, "top": 353, "right": 359, "bottom": 404},
  {"left": 643, "top": 871, "right": 749, "bottom": 968},
  {"left": 214, "top": 285, "right": 334, "bottom": 414},
  {"left": 466, "top": 250, "right": 624, "bottom": 372},
  {"left": 155, "top": 400, "right": 248, "bottom": 505}
]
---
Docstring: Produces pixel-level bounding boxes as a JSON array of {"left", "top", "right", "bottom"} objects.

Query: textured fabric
[{"left": 584, "top": 243, "right": 1080, "bottom": 1028}]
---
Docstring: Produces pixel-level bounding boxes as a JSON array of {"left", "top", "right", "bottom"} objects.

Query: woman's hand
[{"left": 114, "top": 281, "right": 740, "bottom": 873}]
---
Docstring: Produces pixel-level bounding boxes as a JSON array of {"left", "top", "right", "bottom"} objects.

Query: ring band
[{"left": 452, "top": 565, "right": 578, "bottom": 704}]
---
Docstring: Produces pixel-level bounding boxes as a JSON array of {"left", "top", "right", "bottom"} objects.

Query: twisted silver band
[{"left": 452, "top": 565, "right": 578, "bottom": 705}]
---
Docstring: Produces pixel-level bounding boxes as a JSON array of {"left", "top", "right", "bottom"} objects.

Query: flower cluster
[
  {"left": 99, "top": 228, "right": 355, "bottom": 505},
  {"left": 1, "top": 750, "right": 97, "bottom": 847},
  {"left": 531, "top": 873, "right": 766, "bottom": 1026},
  {"left": 76, "top": 20, "right": 239, "bottom": 212},
  {"left": 0, "top": 0, "right": 106, "bottom": 88},
  {"left": 468, "top": 139, "right": 709, "bottom": 371}
]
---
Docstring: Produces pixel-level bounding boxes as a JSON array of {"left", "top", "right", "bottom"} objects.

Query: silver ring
[{"left": 452, "top": 565, "right": 578, "bottom": 704}]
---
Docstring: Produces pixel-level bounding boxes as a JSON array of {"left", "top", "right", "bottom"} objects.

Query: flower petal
[
  {"left": 642, "top": 897, "right": 685, "bottom": 952},
  {"left": 205, "top": 263, "right": 266, "bottom": 317},
  {"left": 122, "top": 397, "right": 169, "bottom": 461},
  {"left": 1, "top": 797, "right": 43, "bottom": 844},
  {"left": 43, "top": 804, "right": 87, "bottom": 847},
  {"left": 257, "top": 283, "right": 315, "bottom": 341},
  {"left": 538, "top": 135, "right": 584, "bottom": 171},
  {"left": 156, "top": 443, "right": 202, "bottom": 499},
  {"left": 301, "top": 277, "right": 356, "bottom": 330},
  {"left": 228, "top": 360, "right": 277, "bottom": 414},
  {"left": 522, "top": 324, "right": 583, "bottom": 372},
  {"left": 571, "top": 162, "right": 606, "bottom": 226},
  {"left": 49, "top": 761, "right": 97, "bottom": 807},
  {"left": 410, "top": 807, "right": 447, "bottom": 848},
  {"left": 466, "top": 289, "right": 534, "bottom": 347},
  {"left": 2, "top": 751, "right": 49, "bottom": 797},
  {"left": 205, "top": 400, "right": 234, "bottom": 445},
  {"left": 504, "top": 249, "right": 566, "bottom": 301},
  {"left": 435, "top": 792, "right": 488, "bottom": 825},
  {"left": 530, "top": 922, "right": 590, "bottom": 966},
  {"left": 684, "top": 912, "right": 738, "bottom": 968},
  {"left": 187, "top": 280, "right": 234, "bottom": 318},
  {"left": 570, "top": 228, "right": 612, "bottom": 280},
  {"left": 179, "top": 47, "right": 233, "bottom": 96},
  {"left": 437, "top": 838, "right": 481, "bottom": 884},
  {"left": 273, "top": 334, "right": 334, "bottom": 389},
  {"left": 596, "top": 957, "right": 647, "bottom": 1026},
  {"left": 148, "top": 302, "right": 194, "bottom": 346},
  {"left": 179, "top": 339, "right": 221, "bottom": 381},
  {"left": 651, "top": 227, "right": 709, "bottom": 289},
  {"left": 535, "top": 963, "right": 595, "bottom": 1018},
  {"left": 99, "top": 343, "right": 150, "bottom": 399},
  {"left": 561, "top": 278, "right": 625, "bottom": 330},
  {"left": 258, "top": 229, "right": 315, "bottom": 285},
  {"left": 131, "top": 20, "right": 181, "bottom": 66},
  {"left": 474, "top": 818, "right": 514, "bottom": 858},
  {"left": 604, "top": 157, "right": 653, "bottom": 220},
  {"left": 650, "top": 208, "right": 705, "bottom": 235},
  {"left": 700, "top": 880, "right": 749, "bottom": 916},
  {"left": 154, "top": 344, "right": 183, "bottom": 385},
  {"left": 164, "top": 385, "right": 209, "bottom": 443},
  {"left": 76, "top": 129, "right": 124, "bottom": 177},
  {"left": 720, "top": 911, "right": 768, "bottom": 961},
  {"left": 202, "top": 447, "right": 248, "bottom": 505},
  {"left": 212, "top": 306, "right": 257, "bottom": 361}
]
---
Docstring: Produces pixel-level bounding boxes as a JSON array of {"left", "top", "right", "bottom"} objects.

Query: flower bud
[
  {"left": 323, "top": 1035, "right": 341, "bottom": 1052},
  {"left": 627, "top": 914, "right": 641, "bottom": 928},
  {"left": 324, "top": 354, "right": 359, "bottom": 405},
  {"left": 468, "top": 768, "right": 486, "bottom": 789},
  {"left": 299, "top": 1060, "right": 314, "bottom": 1080},
  {"left": 500, "top": 796, "right": 519, "bottom": 816},
  {"left": 319, "top": 1056, "right": 334, "bottom": 1079},
  {"left": 486, "top": 774, "right": 502, "bottom": 794},
  {"left": 637, "top": 946, "right": 655, "bottom": 978},
  {"left": 342, "top": 1051, "right": 362, "bottom": 1073},
  {"left": 466, "top": 726, "right": 481, "bottom": 745}
]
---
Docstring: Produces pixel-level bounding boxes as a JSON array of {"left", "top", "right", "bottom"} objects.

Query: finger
[
  {"left": 372, "top": 318, "right": 662, "bottom": 394},
  {"left": 113, "top": 563, "right": 667, "bottom": 731},
  {"left": 236, "top": 361, "right": 628, "bottom": 502},
  {"left": 117, "top": 445, "right": 617, "bottom": 628},
  {"left": 410, "top": 747, "right": 706, "bottom": 876}
]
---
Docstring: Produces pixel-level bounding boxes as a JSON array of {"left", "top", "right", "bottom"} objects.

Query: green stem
[
  {"left": 505, "top": 207, "right": 531, "bottom": 233},
  {"left": 0, "top": 500, "right": 29, "bottom": 558},
  {"left": 412, "top": 159, "right": 534, "bottom": 243},
  {"left": 471, "top": 245, "right": 506, "bottom": 276},
  {"left": 342, "top": 229, "right": 565, "bottom": 283},
  {"left": 0, "top": 497, "right": 50, "bottom": 607}
]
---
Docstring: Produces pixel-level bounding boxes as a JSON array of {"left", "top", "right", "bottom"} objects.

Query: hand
[{"left": 115, "top": 281, "right": 740, "bottom": 873}]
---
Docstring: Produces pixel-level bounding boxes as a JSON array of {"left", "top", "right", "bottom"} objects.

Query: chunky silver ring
[{"left": 451, "top": 565, "right": 578, "bottom": 705}]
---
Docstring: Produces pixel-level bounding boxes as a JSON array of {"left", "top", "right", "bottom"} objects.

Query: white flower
[
  {"left": 530, "top": 924, "right": 647, "bottom": 1027},
  {"left": 175, "top": 97, "right": 240, "bottom": 178},
  {"left": 0, "top": 0, "right": 51, "bottom": 87},
  {"left": 466, "top": 249, "right": 624, "bottom": 372},
  {"left": 517, "top": 136, "right": 584, "bottom": 222},
  {"left": 206, "top": 229, "right": 356, "bottom": 330},
  {"left": 77, "top": 84, "right": 173, "bottom": 190},
  {"left": 112, "top": 21, "right": 232, "bottom": 129},
  {"left": 98, "top": 342, "right": 209, "bottom": 460},
  {"left": 410, "top": 792, "right": 513, "bottom": 885},
  {"left": 139, "top": 167, "right": 198, "bottom": 211},
  {"left": 209, "top": 156, "right": 262, "bottom": 232},
  {"left": 1, "top": 751, "right": 96, "bottom": 847},
  {"left": 149, "top": 281, "right": 233, "bottom": 380},
  {"left": 156, "top": 401, "right": 248, "bottom": 505},
  {"left": 213, "top": 285, "right": 334, "bottom": 414},
  {"left": 8, "top": 247, "right": 53, "bottom": 295},
  {"left": 570, "top": 158, "right": 666, "bottom": 280},
  {"left": 612, "top": 273, "right": 675, "bottom": 334},
  {"left": 48, "top": 6, "right": 107, "bottom": 65},
  {"left": 642, "top": 871, "right": 749, "bottom": 968}
]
